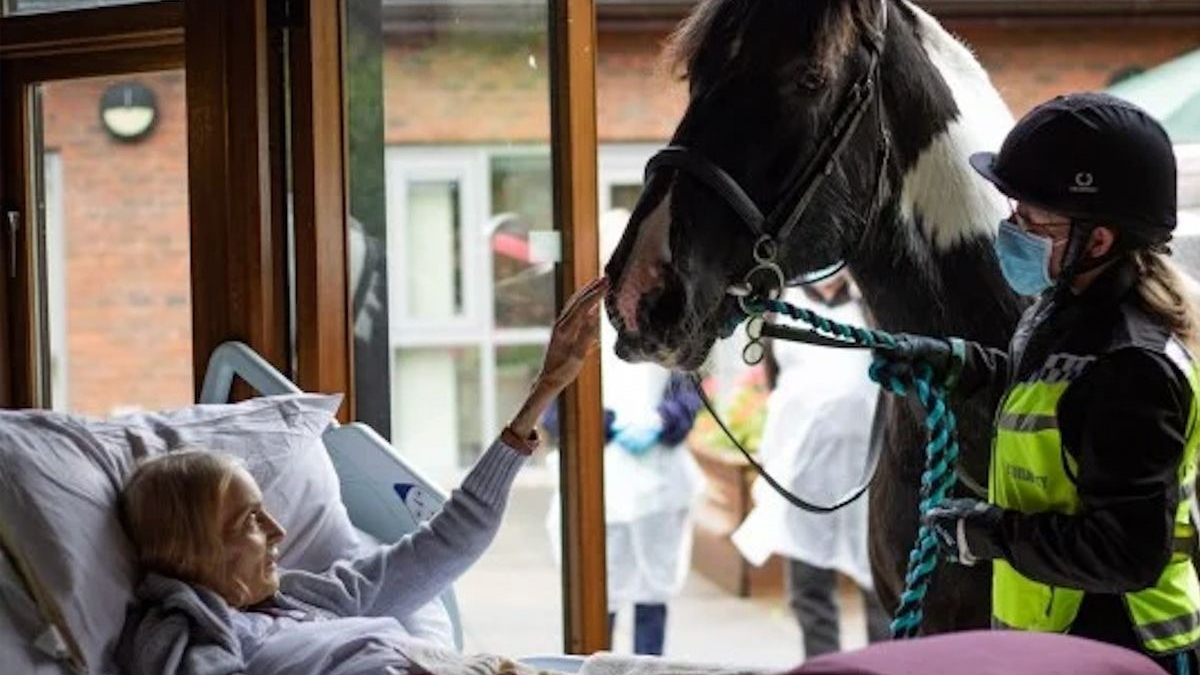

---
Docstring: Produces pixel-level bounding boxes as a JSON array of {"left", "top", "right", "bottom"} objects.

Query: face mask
[{"left": 994, "top": 218, "right": 1054, "bottom": 297}]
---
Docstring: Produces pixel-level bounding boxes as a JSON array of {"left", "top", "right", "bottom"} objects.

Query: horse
[{"left": 603, "top": 0, "right": 1028, "bottom": 633}]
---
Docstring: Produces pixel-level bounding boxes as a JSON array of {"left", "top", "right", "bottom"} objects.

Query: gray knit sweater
[{"left": 116, "top": 440, "right": 526, "bottom": 675}]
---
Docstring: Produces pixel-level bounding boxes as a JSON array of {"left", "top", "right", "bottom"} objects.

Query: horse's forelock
[
  {"left": 663, "top": 0, "right": 744, "bottom": 81},
  {"left": 665, "top": 0, "right": 871, "bottom": 86}
]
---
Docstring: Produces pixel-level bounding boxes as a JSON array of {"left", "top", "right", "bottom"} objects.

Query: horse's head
[{"left": 605, "top": 0, "right": 894, "bottom": 369}]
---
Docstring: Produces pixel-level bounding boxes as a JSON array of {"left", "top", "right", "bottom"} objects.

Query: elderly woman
[{"left": 116, "top": 277, "right": 607, "bottom": 675}]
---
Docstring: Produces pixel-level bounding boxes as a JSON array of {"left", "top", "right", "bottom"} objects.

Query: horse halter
[{"left": 641, "top": 2, "right": 890, "bottom": 318}]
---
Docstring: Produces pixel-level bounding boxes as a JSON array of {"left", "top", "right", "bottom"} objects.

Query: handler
[{"left": 880, "top": 92, "right": 1200, "bottom": 675}]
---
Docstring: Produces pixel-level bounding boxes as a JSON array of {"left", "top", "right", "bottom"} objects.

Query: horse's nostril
[{"left": 613, "top": 339, "right": 634, "bottom": 361}]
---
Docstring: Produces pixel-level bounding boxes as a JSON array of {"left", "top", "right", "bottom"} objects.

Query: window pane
[
  {"left": 34, "top": 72, "right": 191, "bottom": 415},
  {"left": 494, "top": 342, "right": 546, "bottom": 431},
  {"left": 609, "top": 184, "right": 642, "bottom": 213},
  {"left": 404, "top": 179, "right": 463, "bottom": 319},
  {"left": 490, "top": 155, "right": 556, "bottom": 329},
  {"left": 391, "top": 347, "right": 482, "bottom": 476},
  {"left": 345, "top": 0, "right": 563, "bottom": 654},
  {"left": 3, "top": 0, "right": 158, "bottom": 16}
]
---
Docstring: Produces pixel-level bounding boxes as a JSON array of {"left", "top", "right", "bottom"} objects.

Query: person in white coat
[
  {"left": 731, "top": 272, "right": 889, "bottom": 659},
  {"left": 544, "top": 209, "right": 704, "bottom": 655}
]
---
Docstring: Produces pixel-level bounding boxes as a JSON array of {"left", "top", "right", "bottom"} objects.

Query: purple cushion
[{"left": 788, "top": 631, "right": 1168, "bottom": 675}]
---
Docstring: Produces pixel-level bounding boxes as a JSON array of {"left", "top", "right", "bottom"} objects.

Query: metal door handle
[{"left": 5, "top": 210, "right": 18, "bottom": 278}]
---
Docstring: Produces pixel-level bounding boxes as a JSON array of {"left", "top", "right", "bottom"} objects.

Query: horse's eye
[{"left": 796, "top": 69, "right": 827, "bottom": 93}]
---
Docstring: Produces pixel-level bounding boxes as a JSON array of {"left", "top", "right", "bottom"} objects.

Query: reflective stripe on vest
[{"left": 990, "top": 341, "right": 1200, "bottom": 654}]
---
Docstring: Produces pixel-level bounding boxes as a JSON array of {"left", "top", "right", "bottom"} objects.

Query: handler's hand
[
  {"left": 922, "top": 498, "right": 1004, "bottom": 566},
  {"left": 870, "top": 334, "right": 965, "bottom": 392}
]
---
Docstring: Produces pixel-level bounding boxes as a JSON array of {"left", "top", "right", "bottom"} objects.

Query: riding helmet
[{"left": 970, "top": 92, "right": 1177, "bottom": 245}]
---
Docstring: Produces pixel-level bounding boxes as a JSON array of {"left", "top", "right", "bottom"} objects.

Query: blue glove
[
  {"left": 613, "top": 422, "right": 662, "bottom": 456},
  {"left": 921, "top": 498, "right": 1003, "bottom": 566}
]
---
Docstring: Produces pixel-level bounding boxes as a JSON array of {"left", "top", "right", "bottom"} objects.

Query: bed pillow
[
  {"left": 0, "top": 411, "right": 135, "bottom": 674},
  {"left": 93, "top": 394, "right": 456, "bottom": 649},
  {"left": 90, "top": 393, "right": 364, "bottom": 573},
  {"left": 0, "top": 541, "right": 84, "bottom": 675}
]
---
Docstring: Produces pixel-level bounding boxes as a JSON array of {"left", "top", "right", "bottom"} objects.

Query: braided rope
[{"left": 760, "top": 299, "right": 960, "bottom": 639}]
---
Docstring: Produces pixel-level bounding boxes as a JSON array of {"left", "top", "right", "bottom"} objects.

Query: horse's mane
[{"left": 665, "top": 0, "right": 863, "bottom": 84}]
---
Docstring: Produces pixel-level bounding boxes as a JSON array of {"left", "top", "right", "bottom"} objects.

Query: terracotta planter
[{"left": 688, "top": 441, "right": 784, "bottom": 597}]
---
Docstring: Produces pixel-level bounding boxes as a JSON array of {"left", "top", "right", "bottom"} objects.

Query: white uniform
[
  {"left": 547, "top": 314, "right": 704, "bottom": 610},
  {"left": 731, "top": 287, "right": 877, "bottom": 590},
  {"left": 545, "top": 206, "right": 703, "bottom": 610}
]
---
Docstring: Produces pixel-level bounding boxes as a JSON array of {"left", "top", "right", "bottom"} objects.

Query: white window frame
[
  {"left": 598, "top": 143, "right": 658, "bottom": 214},
  {"left": 387, "top": 145, "right": 555, "bottom": 472},
  {"left": 44, "top": 151, "right": 68, "bottom": 411},
  {"left": 386, "top": 147, "right": 488, "bottom": 338}
]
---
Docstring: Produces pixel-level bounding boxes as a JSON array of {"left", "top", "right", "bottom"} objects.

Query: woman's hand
[
  {"left": 508, "top": 276, "right": 608, "bottom": 440},
  {"left": 535, "top": 276, "right": 608, "bottom": 393}
]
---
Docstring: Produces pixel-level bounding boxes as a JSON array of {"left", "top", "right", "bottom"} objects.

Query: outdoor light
[{"left": 98, "top": 82, "right": 158, "bottom": 142}]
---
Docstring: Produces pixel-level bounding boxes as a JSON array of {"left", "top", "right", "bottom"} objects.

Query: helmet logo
[{"left": 1070, "top": 172, "right": 1098, "bottom": 194}]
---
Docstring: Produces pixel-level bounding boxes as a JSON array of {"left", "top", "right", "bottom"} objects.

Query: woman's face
[{"left": 214, "top": 467, "right": 286, "bottom": 607}]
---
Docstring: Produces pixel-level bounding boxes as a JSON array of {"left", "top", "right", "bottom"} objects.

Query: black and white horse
[{"left": 604, "top": 0, "right": 1026, "bottom": 632}]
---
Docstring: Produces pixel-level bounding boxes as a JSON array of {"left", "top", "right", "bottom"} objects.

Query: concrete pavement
[{"left": 454, "top": 483, "right": 870, "bottom": 670}]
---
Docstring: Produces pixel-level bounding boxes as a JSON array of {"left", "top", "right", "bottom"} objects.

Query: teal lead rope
[{"left": 753, "top": 298, "right": 961, "bottom": 639}]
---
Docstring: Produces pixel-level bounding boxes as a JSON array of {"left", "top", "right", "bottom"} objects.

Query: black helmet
[{"left": 970, "top": 92, "right": 1177, "bottom": 246}]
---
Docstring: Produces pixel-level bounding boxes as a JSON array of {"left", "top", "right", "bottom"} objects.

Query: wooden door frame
[
  {"left": 548, "top": 0, "right": 607, "bottom": 654},
  {"left": 183, "top": 0, "right": 291, "bottom": 401},
  {"left": 187, "top": 0, "right": 353, "bottom": 416},
  {"left": 0, "top": 2, "right": 185, "bottom": 409},
  {"left": 287, "top": 0, "right": 353, "bottom": 419}
]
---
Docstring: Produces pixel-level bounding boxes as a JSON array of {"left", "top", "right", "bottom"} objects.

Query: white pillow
[
  {"left": 91, "top": 393, "right": 363, "bottom": 573},
  {"left": 0, "top": 411, "right": 132, "bottom": 674},
  {"left": 98, "top": 394, "right": 456, "bottom": 649},
  {"left": 0, "top": 516, "right": 84, "bottom": 675}
]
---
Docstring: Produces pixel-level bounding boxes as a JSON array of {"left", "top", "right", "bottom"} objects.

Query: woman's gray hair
[{"left": 119, "top": 450, "right": 244, "bottom": 589}]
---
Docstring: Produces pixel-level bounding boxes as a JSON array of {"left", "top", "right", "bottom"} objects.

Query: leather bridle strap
[{"left": 644, "top": 147, "right": 768, "bottom": 238}]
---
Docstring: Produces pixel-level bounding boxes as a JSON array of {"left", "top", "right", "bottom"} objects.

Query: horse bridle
[{"left": 642, "top": 1, "right": 890, "bottom": 318}]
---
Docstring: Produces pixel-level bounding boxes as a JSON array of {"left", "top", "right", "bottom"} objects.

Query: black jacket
[{"left": 959, "top": 259, "right": 1195, "bottom": 652}]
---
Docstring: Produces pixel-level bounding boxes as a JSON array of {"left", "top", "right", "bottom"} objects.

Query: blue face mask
[{"left": 994, "top": 218, "right": 1055, "bottom": 297}]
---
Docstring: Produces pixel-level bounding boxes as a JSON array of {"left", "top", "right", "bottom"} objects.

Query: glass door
[{"left": 345, "top": 2, "right": 565, "bottom": 653}]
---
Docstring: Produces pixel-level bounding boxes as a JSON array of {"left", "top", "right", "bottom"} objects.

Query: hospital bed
[{"left": 0, "top": 340, "right": 581, "bottom": 673}]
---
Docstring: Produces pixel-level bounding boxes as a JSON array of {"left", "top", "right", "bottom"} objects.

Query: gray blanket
[{"left": 116, "top": 574, "right": 245, "bottom": 675}]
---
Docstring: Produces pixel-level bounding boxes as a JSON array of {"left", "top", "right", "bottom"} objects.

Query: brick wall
[
  {"left": 382, "top": 31, "right": 689, "bottom": 144},
  {"left": 41, "top": 70, "right": 192, "bottom": 416},
  {"left": 952, "top": 21, "right": 1200, "bottom": 117},
  {"left": 383, "top": 20, "right": 1200, "bottom": 144}
]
